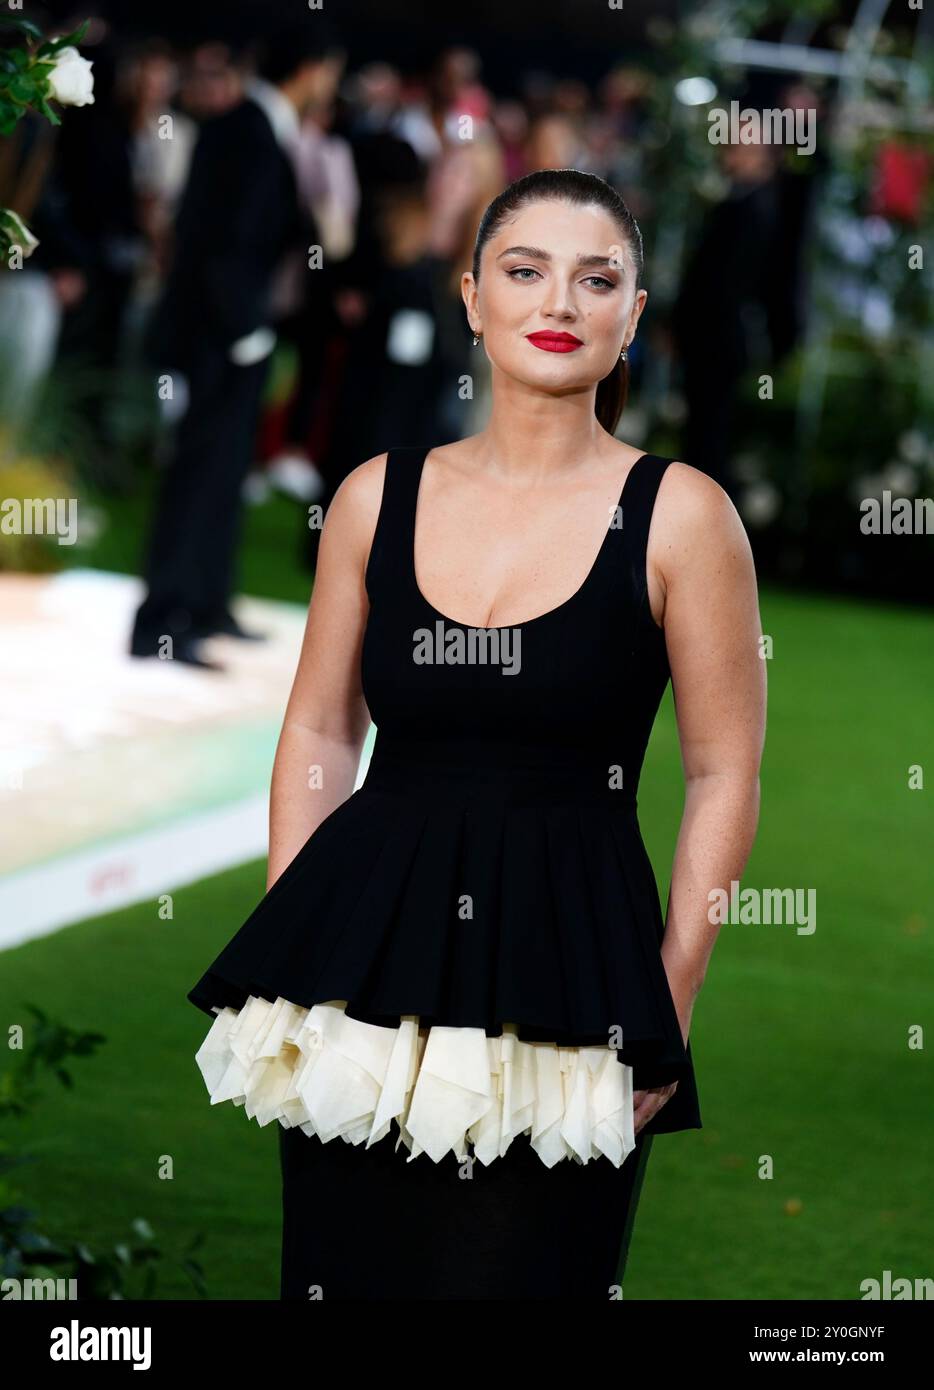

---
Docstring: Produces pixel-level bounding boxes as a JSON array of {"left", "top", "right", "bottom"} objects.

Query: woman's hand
[{"left": 633, "top": 1080, "right": 678, "bottom": 1135}]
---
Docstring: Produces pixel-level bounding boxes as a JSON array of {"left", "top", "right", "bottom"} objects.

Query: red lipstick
[{"left": 525, "top": 331, "right": 583, "bottom": 353}]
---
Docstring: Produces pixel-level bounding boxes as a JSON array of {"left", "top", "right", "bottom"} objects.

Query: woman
[{"left": 189, "top": 169, "right": 766, "bottom": 1300}]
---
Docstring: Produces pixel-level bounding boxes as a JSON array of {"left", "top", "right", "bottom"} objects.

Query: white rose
[
  {"left": 46, "top": 47, "right": 95, "bottom": 107},
  {"left": 3, "top": 210, "right": 40, "bottom": 258}
]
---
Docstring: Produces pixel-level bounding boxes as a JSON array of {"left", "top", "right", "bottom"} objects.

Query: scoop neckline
[{"left": 411, "top": 445, "right": 650, "bottom": 633}]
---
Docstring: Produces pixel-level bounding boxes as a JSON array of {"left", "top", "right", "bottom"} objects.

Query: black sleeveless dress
[{"left": 188, "top": 444, "right": 701, "bottom": 1300}]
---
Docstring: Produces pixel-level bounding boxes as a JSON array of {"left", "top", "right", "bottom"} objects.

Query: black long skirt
[{"left": 277, "top": 1122, "right": 654, "bottom": 1300}]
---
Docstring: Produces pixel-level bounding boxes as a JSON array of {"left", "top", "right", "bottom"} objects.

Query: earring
[
  {"left": 472, "top": 333, "right": 481, "bottom": 346},
  {"left": 619, "top": 347, "right": 628, "bottom": 361}
]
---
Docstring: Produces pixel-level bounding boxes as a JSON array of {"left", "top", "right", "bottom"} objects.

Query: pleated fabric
[
  {"left": 195, "top": 995, "right": 637, "bottom": 1167},
  {"left": 188, "top": 446, "right": 701, "bottom": 1201},
  {"left": 189, "top": 781, "right": 699, "bottom": 1138}
]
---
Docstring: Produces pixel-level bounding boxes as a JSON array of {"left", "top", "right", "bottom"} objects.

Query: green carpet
[{"left": 1, "top": 584, "right": 931, "bottom": 1299}]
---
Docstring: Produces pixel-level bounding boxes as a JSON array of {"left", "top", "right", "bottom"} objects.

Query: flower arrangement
[{"left": 0, "top": 16, "right": 94, "bottom": 263}]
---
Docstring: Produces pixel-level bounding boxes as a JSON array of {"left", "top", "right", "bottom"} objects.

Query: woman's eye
[{"left": 506, "top": 267, "right": 614, "bottom": 290}]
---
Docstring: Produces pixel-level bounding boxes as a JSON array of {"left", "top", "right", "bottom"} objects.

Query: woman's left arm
[{"left": 652, "top": 462, "right": 767, "bottom": 1050}]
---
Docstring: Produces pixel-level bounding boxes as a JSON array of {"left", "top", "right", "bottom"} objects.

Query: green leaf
[
  {"left": 8, "top": 75, "right": 36, "bottom": 102},
  {"left": 0, "top": 18, "right": 44, "bottom": 41},
  {"left": 37, "top": 21, "right": 91, "bottom": 57},
  {"left": 180, "top": 1259, "right": 209, "bottom": 1297}
]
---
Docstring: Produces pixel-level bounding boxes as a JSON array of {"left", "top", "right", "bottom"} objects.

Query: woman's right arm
[{"left": 265, "top": 453, "right": 388, "bottom": 891}]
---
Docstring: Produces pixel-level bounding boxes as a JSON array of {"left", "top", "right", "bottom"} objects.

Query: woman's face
[{"left": 462, "top": 198, "right": 647, "bottom": 403}]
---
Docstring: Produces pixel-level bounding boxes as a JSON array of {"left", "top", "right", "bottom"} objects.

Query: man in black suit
[{"left": 131, "top": 23, "right": 343, "bottom": 667}]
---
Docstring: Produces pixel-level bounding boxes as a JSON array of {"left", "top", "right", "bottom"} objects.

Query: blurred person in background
[
  {"left": 0, "top": 107, "right": 77, "bottom": 430},
  {"left": 117, "top": 38, "right": 199, "bottom": 394},
  {"left": 762, "top": 78, "right": 825, "bottom": 365},
  {"left": 299, "top": 50, "right": 504, "bottom": 561},
  {"left": 551, "top": 77, "right": 590, "bottom": 129},
  {"left": 490, "top": 99, "right": 529, "bottom": 184},
  {"left": 600, "top": 66, "right": 654, "bottom": 146},
  {"left": 44, "top": 30, "right": 148, "bottom": 476},
  {"left": 367, "top": 170, "right": 449, "bottom": 446},
  {"left": 175, "top": 41, "right": 243, "bottom": 122},
  {"left": 597, "top": 66, "right": 655, "bottom": 222},
  {"left": 422, "top": 47, "right": 506, "bottom": 441},
  {"left": 329, "top": 166, "right": 445, "bottom": 473},
  {"left": 302, "top": 132, "right": 445, "bottom": 572},
  {"left": 287, "top": 66, "right": 437, "bottom": 553},
  {"left": 250, "top": 87, "right": 361, "bottom": 507},
  {"left": 129, "top": 20, "right": 344, "bottom": 668},
  {"left": 121, "top": 38, "right": 197, "bottom": 287},
  {"left": 0, "top": 10, "right": 65, "bottom": 424},
  {"left": 523, "top": 110, "right": 582, "bottom": 174},
  {"left": 670, "top": 107, "right": 784, "bottom": 498}
]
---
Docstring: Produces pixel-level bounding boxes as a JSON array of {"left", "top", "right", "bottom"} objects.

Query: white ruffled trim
[{"left": 194, "top": 995, "right": 636, "bottom": 1168}]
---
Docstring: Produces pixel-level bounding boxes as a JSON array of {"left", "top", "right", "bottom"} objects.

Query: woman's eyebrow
[{"left": 496, "top": 245, "right": 621, "bottom": 269}]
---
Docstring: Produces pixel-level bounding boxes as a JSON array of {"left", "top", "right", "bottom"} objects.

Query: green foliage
[
  {"left": 0, "top": 16, "right": 89, "bottom": 133},
  {"left": 635, "top": 0, "right": 934, "bottom": 596},
  {"left": 0, "top": 16, "right": 91, "bottom": 261},
  {"left": 0, "top": 1002, "right": 208, "bottom": 1299}
]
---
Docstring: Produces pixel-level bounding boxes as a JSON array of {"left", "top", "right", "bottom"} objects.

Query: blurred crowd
[
  {"left": 0, "top": 33, "right": 685, "bottom": 489},
  {"left": 0, "top": 18, "right": 832, "bottom": 659}
]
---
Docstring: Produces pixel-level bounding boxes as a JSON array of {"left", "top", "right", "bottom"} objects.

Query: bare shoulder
[
  {"left": 656, "top": 459, "right": 742, "bottom": 529},
  {"left": 318, "top": 452, "right": 390, "bottom": 562},
  {"left": 327, "top": 452, "right": 389, "bottom": 528},
  {"left": 652, "top": 460, "right": 753, "bottom": 568}
]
